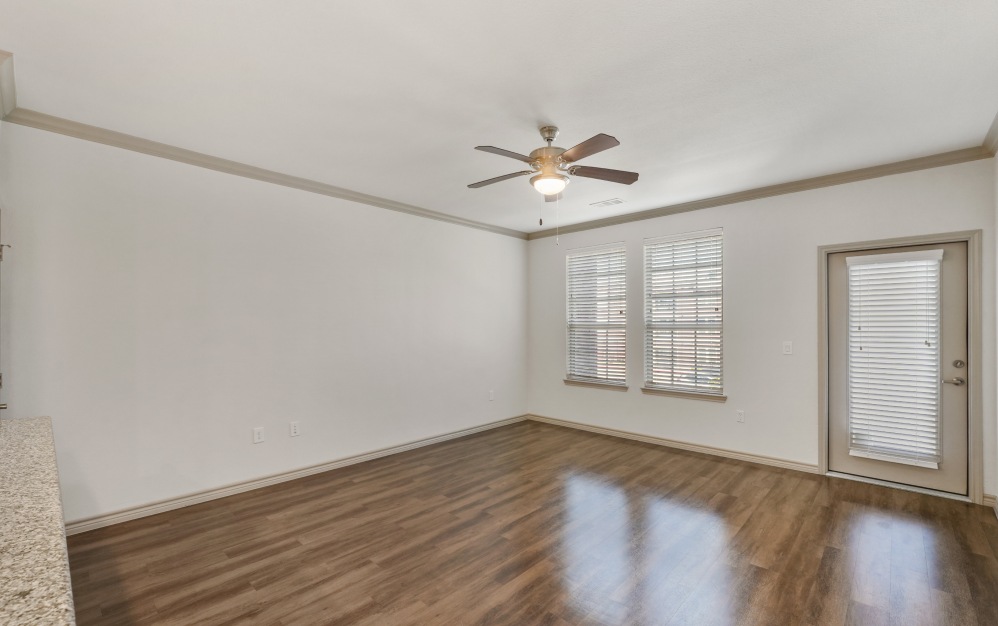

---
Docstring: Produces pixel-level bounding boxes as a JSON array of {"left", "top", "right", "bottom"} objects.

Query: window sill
[
  {"left": 640, "top": 387, "right": 727, "bottom": 402},
  {"left": 563, "top": 379, "right": 629, "bottom": 392}
]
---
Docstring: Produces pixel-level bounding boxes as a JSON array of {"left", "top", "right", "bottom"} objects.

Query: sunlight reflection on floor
[{"left": 559, "top": 471, "right": 730, "bottom": 624}]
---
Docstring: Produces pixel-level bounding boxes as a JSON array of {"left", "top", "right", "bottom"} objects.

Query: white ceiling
[{"left": 2, "top": 1, "right": 997, "bottom": 233}]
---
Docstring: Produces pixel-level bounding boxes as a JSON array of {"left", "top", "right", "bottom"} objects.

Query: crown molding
[
  {"left": 0, "top": 50, "right": 15, "bottom": 117},
  {"left": 985, "top": 109, "right": 998, "bottom": 156},
  {"left": 7, "top": 106, "right": 988, "bottom": 244},
  {"left": 1, "top": 49, "right": 994, "bottom": 241},
  {"left": 527, "top": 146, "right": 993, "bottom": 239},
  {"left": 1, "top": 107, "right": 527, "bottom": 240}
]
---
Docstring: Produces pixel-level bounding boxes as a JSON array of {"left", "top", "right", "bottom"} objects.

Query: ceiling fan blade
[
  {"left": 570, "top": 166, "right": 639, "bottom": 185},
  {"left": 560, "top": 134, "right": 620, "bottom": 163},
  {"left": 467, "top": 170, "right": 533, "bottom": 188},
  {"left": 474, "top": 146, "right": 534, "bottom": 163},
  {"left": 544, "top": 192, "right": 563, "bottom": 203}
]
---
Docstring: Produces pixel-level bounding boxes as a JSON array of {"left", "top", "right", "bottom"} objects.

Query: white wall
[
  {"left": 528, "top": 159, "right": 997, "bottom": 495},
  {"left": 0, "top": 123, "right": 528, "bottom": 522},
  {"left": 1, "top": 117, "right": 994, "bottom": 523}
]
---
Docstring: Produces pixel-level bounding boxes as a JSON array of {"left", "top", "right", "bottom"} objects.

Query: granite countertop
[{"left": 0, "top": 417, "right": 76, "bottom": 625}]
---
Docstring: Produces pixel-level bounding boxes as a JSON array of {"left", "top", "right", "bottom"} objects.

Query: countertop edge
[{"left": 0, "top": 416, "right": 77, "bottom": 625}]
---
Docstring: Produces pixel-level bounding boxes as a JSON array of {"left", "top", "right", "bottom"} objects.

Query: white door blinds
[{"left": 846, "top": 249, "right": 943, "bottom": 468}]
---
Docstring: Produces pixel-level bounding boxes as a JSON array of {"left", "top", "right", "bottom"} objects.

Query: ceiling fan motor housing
[
  {"left": 528, "top": 145, "right": 570, "bottom": 195},
  {"left": 529, "top": 146, "right": 569, "bottom": 170}
]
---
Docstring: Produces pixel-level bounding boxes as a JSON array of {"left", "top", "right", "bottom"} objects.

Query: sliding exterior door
[{"left": 827, "top": 242, "right": 968, "bottom": 495}]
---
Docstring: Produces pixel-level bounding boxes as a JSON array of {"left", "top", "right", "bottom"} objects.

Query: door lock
[{"left": 952, "top": 359, "right": 966, "bottom": 368}]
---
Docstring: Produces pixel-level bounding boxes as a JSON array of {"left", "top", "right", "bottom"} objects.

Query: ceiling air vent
[{"left": 589, "top": 198, "right": 625, "bottom": 208}]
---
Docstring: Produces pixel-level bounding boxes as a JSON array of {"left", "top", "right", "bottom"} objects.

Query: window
[
  {"left": 566, "top": 244, "right": 627, "bottom": 386},
  {"left": 644, "top": 229, "right": 723, "bottom": 396}
]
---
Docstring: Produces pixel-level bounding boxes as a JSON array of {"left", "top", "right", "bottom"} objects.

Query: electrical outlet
[
  {"left": 782, "top": 341, "right": 793, "bottom": 355},
  {"left": 736, "top": 410, "right": 745, "bottom": 423},
  {"left": 289, "top": 421, "right": 300, "bottom": 437},
  {"left": 253, "top": 427, "right": 265, "bottom": 444},
  {"left": 489, "top": 390, "right": 495, "bottom": 402}
]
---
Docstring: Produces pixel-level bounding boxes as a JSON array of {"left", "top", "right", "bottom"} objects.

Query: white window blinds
[
  {"left": 567, "top": 245, "right": 627, "bottom": 385},
  {"left": 644, "top": 230, "right": 723, "bottom": 395},
  {"left": 847, "top": 250, "right": 943, "bottom": 468}
]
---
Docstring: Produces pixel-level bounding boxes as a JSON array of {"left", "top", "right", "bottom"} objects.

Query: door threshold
[{"left": 825, "top": 471, "right": 971, "bottom": 503}]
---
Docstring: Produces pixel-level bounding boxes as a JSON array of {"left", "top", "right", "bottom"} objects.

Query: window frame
[{"left": 642, "top": 228, "right": 725, "bottom": 400}]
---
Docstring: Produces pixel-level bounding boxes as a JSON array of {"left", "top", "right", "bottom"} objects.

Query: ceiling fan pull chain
[{"left": 556, "top": 196, "right": 560, "bottom": 246}]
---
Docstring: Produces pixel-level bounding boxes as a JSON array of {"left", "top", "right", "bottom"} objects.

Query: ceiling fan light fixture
[
  {"left": 531, "top": 173, "right": 569, "bottom": 196},
  {"left": 468, "top": 127, "right": 638, "bottom": 201}
]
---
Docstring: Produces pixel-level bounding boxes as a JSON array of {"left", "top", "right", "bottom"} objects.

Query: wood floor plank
[{"left": 66, "top": 421, "right": 998, "bottom": 625}]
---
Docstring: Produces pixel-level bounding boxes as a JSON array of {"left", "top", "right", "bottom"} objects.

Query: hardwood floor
[{"left": 67, "top": 421, "right": 998, "bottom": 625}]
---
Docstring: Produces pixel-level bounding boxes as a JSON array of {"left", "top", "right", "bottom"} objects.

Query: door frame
[{"left": 817, "top": 230, "right": 984, "bottom": 504}]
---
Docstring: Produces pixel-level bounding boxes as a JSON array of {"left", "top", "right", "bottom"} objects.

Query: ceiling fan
[{"left": 467, "top": 126, "right": 639, "bottom": 201}]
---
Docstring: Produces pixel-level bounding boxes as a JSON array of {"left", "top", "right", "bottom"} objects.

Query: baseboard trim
[
  {"left": 984, "top": 494, "right": 998, "bottom": 520},
  {"left": 58, "top": 413, "right": 989, "bottom": 534},
  {"left": 64, "top": 415, "right": 528, "bottom": 535},
  {"left": 526, "top": 414, "right": 820, "bottom": 474}
]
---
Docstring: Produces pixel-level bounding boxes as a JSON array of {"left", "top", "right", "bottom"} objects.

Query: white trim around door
[{"left": 817, "top": 231, "right": 984, "bottom": 504}]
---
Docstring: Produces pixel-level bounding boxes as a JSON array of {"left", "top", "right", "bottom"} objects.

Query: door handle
[{"left": 943, "top": 377, "right": 966, "bottom": 386}]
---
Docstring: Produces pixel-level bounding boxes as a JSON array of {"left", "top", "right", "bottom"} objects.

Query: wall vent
[{"left": 589, "top": 198, "right": 625, "bottom": 208}]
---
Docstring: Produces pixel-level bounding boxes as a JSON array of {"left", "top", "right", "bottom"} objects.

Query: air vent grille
[{"left": 589, "top": 198, "right": 625, "bottom": 208}]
